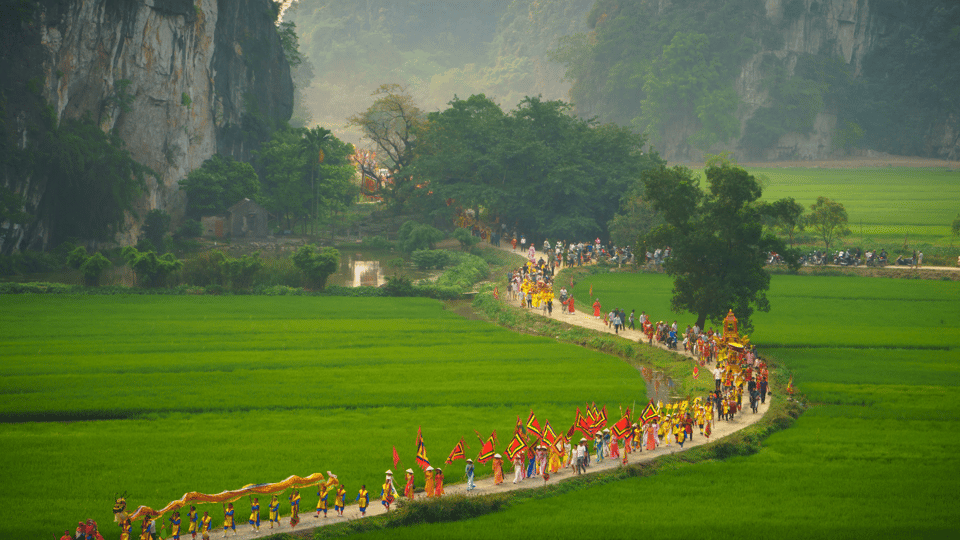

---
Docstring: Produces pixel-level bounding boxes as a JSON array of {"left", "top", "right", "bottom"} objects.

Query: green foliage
[
  {"left": 433, "top": 251, "right": 488, "bottom": 290},
  {"left": 220, "top": 251, "right": 264, "bottom": 290},
  {"left": 291, "top": 244, "right": 340, "bottom": 290},
  {"left": 397, "top": 221, "right": 444, "bottom": 253},
  {"left": 359, "top": 235, "right": 395, "bottom": 251},
  {"left": 180, "top": 92, "right": 192, "bottom": 109},
  {"left": 757, "top": 197, "right": 805, "bottom": 246},
  {"left": 642, "top": 163, "right": 792, "bottom": 330},
  {"left": 104, "top": 79, "right": 134, "bottom": 113},
  {"left": 256, "top": 126, "right": 356, "bottom": 232},
  {"left": 175, "top": 219, "right": 203, "bottom": 239},
  {"left": 179, "top": 154, "right": 261, "bottom": 218},
  {"left": 452, "top": 228, "right": 479, "bottom": 251},
  {"left": 0, "top": 186, "right": 31, "bottom": 250},
  {"left": 411, "top": 94, "right": 663, "bottom": 240},
  {"left": 66, "top": 246, "right": 88, "bottom": 270},
  {"left": 952, "top": 214, "right": 960, "bottom": 243},
  {"left": 140, "top": 209, "right": 171, "bottom": 253},
  {"left": 79, "top": 252, "right": 111, "bottom": 286},
  {"left": 410, "top": 249, "right": 451, "bottom": 270},
  {"left": 121, "top": 246, "right": 183, "bottom": 287},
  {"left": 806, "top": 196, "right": 850, "bottom": 251},
  {"left": 40, "top": 116, "right": 152, "bottom": 244}
]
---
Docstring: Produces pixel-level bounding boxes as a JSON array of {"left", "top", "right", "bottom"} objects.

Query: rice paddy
[{"left": 0, "top": 295, "right": 647, "bottom": 539}]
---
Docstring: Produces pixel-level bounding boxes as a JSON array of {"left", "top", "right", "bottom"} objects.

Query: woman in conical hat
[
  {"left": 404, "top": 469, "right": 415, "bottom": 500},
  {"left": 492, "top": 454, "right": 504, "bottom": 484},
  {"left": 425, "top": 466, "right": 436, "bottom": 497}
]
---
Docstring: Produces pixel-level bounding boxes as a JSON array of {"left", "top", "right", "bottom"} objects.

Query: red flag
[
  {"left": 640, "top": 400, "right": 660, "bottom": 423},
  {"left": 565, "top": 422, "right": 577, "bottom": 439},
  {"left": 787, "top": 375, "right": 794, "bottom": 395},
  {"left": 576, "top": 408, "right": 595, "bottom": 437},
  {"left": 445, "top": 438, "right": 466, "bottom": 464},
  {"left": 415, "top": 426, "right": 430, "bottom": 470},
  {"left": 478, "top": 437, "right": 495, "bottom": 464},
  {"left": 593, "top": 405, "right": 608, "bottom": 430},
  {"left": 494, "top": 286, "right": 500, "bottom": 300},
  {"left": 542, "top": 421, "right": 557, "bottom": 445},
  {"left": 526, "top": 410, "right": 543, "bottom": 437},
  {"left": 392, "top": 446, "right": 401, "bottom": 469},
  {"left": 693, "top": 365, "right": 700, "bottom": 379},
  {"left": 506, "top": 433, "right": 527, "bottom": 460},
  {"left": 612, "top": 415, "right": 631, "bottom": 438},
  {"left": 514, "top": 415, "right": 523, "bottom": 435}
]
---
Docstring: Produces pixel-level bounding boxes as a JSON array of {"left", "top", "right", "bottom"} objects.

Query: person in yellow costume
[
  {"left": 200, "top": 511, "right": 212, "bottom": 540},
  {"left": 267, "top": 496, "right": 279, "bottom": 529},
  {"left": 356, "top": 485, "right": 369, "bottom": 517},
  {"left": 424, "top": 466, "right": 435, "bottom": 496},
  {"left": 120, "top": 518, "right": 132, "bottom": 540},
  {"left": 334, "top": 485, "right": 347, "bottom": 517},
  {"left": 169, "top": 511, "right": 182, "bottom": 539},
  {"left": 188, "top": 507, "right": 198, "bottom": 539},
  {"left": 288, "top": 490, "right": 301, "bottom": 528}
]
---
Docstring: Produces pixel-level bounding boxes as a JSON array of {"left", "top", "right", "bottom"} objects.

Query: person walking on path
[
  {"left": 465, "top": 459, "right": 476, "bottom": 491},
  {"left": 404, "top": 469, "right": 415, "bottom": 500},
  {"left": 493, "top": 454, "right": 505, "bottom": 484},
  {"left": 593, "top": 299, "right": 602, "bottom": 319},
  {"left": 355, "top": 486, "right": 369, "bottom": 517}
]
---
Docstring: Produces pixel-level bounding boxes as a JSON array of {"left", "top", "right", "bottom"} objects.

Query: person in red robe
[
  {"left": 492, "top": 454, "right": 504, "bottom": 484},
  {"left": 568, "top": 295, "right": 575, "bottom": 314},
  {"left": 404, "top": 469, "right": 415, "bottom": 499},
  {"left": 592, "top": 299, "right": 601, "bottom": 318}
]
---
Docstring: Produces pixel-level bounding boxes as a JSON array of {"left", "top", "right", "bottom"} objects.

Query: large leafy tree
[
  {"left": 256, "top": 126, "right": 356, "bottom": 232},
  {"left": 643, "top": 163, "right": 794, "bottom": 331},
  {"left": 411, "top": 95, "right": 662, "bottom": 241},
  {"left": 348, "top": 84, "right": 425, "bottom": 212},
  {"left": 178, "top": 154, "right": 261, "bottom": 218}
]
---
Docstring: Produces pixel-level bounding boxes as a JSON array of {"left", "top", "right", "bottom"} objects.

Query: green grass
[
  {"left": 346, "top": 272, "right": 960, "bottom": 539},
  {"left": 752, "top": 167, "right": 960, "bottom": 247},
  {"left": 0, "top": 295, "right": 647, "bottom": 540}
]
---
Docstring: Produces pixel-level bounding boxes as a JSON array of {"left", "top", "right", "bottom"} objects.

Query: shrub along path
[{"left": 216, "top": 263, "right": 770, "bottom": 539}]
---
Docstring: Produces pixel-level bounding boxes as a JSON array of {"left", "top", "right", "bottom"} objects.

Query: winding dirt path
[{"left": 214, "top": 252, "right": 770, "bottom": 539}]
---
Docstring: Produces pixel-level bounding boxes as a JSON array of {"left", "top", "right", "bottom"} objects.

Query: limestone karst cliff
[{"left": 1, "top": 0, "right": 292, "bottom": 252}]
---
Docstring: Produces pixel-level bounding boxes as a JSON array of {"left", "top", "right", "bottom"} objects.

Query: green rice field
[
  {"left": 342, "top": 273, "right": 960, "bottom": 538},
  {"left": 0, "top": 295, "right": 647, "bottom": 540},
  {"left": 752, "top": 167, "right": 959, "bottom": 247}
]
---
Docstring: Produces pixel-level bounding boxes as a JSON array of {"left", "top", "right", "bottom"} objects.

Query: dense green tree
[
  {"left": 411, "top": 95, "right": 662, "bottom": 241},
  {"left": 178, "top": 155, "right": 261, "bottom": 218},
  {"left": 291, "top": 244, "right": 340, "bottom": 290},
  {"left": 256, "top": 126, "right": 356, "bottom": 232},
  {"left": 758, "top": 197, "right": 805, "bottom": 246},
  {"left": 806, "top": 196, "right": 850, "bottom": 252},
  {"left": 140, "top": 210, "right": 171, "bottom": 253},
  {"left": 397, "top": 220, "right": 444, "bottom": 253},
  {"left": 642, "top": 163, "right": 793, "bottom": 331},
  {"left": 41, "top": 117, "right": 152, "bottom": 245}
]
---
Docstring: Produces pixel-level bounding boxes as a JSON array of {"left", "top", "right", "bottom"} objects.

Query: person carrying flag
[
  {"left": 267, "top": 496, "right": 279, "bottom": 529},
  {"left": 188, "top": 507, "right": 199, "bottom": 539},
  {"left": 247, "top": 498, "right": 259, "bottom": 533},
  {"left": 425, "top": 466, "right": 435, "bottom": 497}
]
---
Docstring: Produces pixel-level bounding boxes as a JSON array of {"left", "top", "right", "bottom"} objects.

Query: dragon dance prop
[{"left": 122, "top": 473, "right": 329, "bottom": 522}]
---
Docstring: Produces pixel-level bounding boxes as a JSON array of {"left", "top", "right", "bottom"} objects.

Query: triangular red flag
[
  {"left": 506, "top": 433, "right": 527, "bottom": 460},
  {"left": 445, "top": 438, "right": 466, "bottom": 464},
  {"left": 526, "top": 410, "right": 543, "bottom": 437},
  {"left": 693, "top": 365, "right": 699, "bottom": 379},
  {"left": 478, "top": 437, "right": 495, "bottom": 464},
  {"left": 392, "top": 446, "right": 401, "bottom": 469}
]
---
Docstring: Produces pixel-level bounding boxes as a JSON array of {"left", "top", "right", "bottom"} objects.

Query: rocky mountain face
[
  {"left": 559, "top": 0, "right": 959, "bottom": 162},
  {"left": 1, "top": 0, "right": 292, "bottom": 250}
]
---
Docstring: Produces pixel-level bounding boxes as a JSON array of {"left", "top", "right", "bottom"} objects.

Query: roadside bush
[
  {"left": 221, "top": 251, "right": 263, "bottom": 290},
  {"left": 398, "top": 220, "right": 444, "bottom": 252},
  {"left": 435, "top": 251, "right": 488, "bottom": 290},
  {"left": 411, "top": 249, "right": 451, "bottom": 269},
  {"left": 291, "top": 244, "right": 340, "bottom": 290},
  {"left": 453, "top": 227, "right": 479, "bottom": 251},
  {"left": 79, "top": 252, "right": 111, "bottom": 286},
  {"left": 359, "top": 235, "right": 395, "bottom": 250},
  {"left": 122, "top": 246, "right": 183, "bottom": 287}
]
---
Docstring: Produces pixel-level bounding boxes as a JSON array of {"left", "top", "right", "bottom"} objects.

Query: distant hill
[{"left": 284, "top": 0, "right": 593, "bottom": 143}]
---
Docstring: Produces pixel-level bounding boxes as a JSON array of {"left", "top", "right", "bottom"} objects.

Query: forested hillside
[
  {"left": 284, "top": 0, "right": 593, "bottom": 142},
  {"left": 551, "top": 0, "right": 960, "bottom": 161}
]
